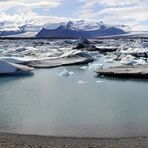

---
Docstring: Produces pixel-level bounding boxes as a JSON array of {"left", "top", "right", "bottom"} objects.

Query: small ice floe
[
  {"left": 88, "top": 63, "right": 104, "bottom": 70},
  {"left": 104, "top": 59, "right": 114, "bottom": 63},
  {"left": 13, "top": 47, "right": 27, "bottom": 52},
  {"left": 121, "top": 55, "right": 147, "bottom": 65},
  {"left": 134, "top": 59, "right": 147, "bottom": 65},
  {"left": 85, "top": 51, "right": 101, "bottom": 59},
  {"left": 120, "top": 55, "right": 135, "bottom": 65},
  {"left": 96, "top": 80, "right": 104, "bottom": 83},
  {"left": 78, "top": 80, "right": 88, "bottom": 84},
  {"left": 60, "top": 50, "right": 95, "bottom": 60},
  {"left": 59, "top": 69, "right": 74, "bottom": 77},
  {"left": 11, "top": 47, "right": 38, "bottom": 53},
  {"left": 80, "top": 66, "right": 88, "bottom": 70}
]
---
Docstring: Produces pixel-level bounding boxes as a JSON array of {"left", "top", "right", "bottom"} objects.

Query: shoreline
[{"left": 0, "top": 132, "right": 148, "bottom": 148}]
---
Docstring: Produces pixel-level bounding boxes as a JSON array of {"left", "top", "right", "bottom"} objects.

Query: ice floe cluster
[{"left": 0, "top": 38, "right": 148, "bottom": 76}]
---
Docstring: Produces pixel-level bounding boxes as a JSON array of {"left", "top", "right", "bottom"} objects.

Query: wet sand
[{"left": 0, "top": 132, "right": 148, "bottom": 148}]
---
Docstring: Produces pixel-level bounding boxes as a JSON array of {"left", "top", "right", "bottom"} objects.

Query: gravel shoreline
[{"left": 0, "top": 132, "right": 148, "bottom": 148}]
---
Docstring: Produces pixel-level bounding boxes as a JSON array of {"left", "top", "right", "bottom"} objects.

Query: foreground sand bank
[{"left": 0, "top": 132, "right": 148, "bottom": 148}]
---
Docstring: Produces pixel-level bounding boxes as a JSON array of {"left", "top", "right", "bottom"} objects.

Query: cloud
[
  {"left": 80, "top": 0, "right": 146, "bottom": 8},
  {"left": 77, "top": 3, "right": 148, "bottom": 22},
  {"left": 0, "top": 8, "right": 73, "bottom": 31},
  {"left": 0, "top": 0, "right": 61, "bottom": 11},
  {"left": 0, "top": 0, "right": 74, "bottom": 31},
  {"left": 98, "top": 5, "right": 148, "bottom": 22},
  {"left": 0, "top": 0, "right": 147, "bottom": 30},
  {"left": 77, "top": 0, "right": 148, "bottom": 30}
]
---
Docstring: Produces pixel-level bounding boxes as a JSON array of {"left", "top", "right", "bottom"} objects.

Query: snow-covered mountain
[
  {"left": 0, "top": 24, "right": 42, "bottom": 37},
  {"left": 0, "top": 20, "right": 129, "bottom": 38},
  {"left": 44, "top": 20, "right": 130, "bottom": 32},
  {"left": 36, "top": 21, "right": 128, "bottom": 38},
  {"left": 0, "top": 29, "right": 24, "bottom": 37}
]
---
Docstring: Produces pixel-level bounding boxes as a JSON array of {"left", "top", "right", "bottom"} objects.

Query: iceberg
[
  {"left": 10, "top": 47, "right": 39, "bottom": 53},
  {"left": 104, "top": 59, "right": 114, "bottom": 63},
  {"left": 60, "top": 49, "right": 94, "bottom": 60},
  {"left": 120, "top": 55, "right": 146, "bottom": 65},
  {"left": 80, "top": 66, "right": 88, "bottom": 70},
  {"left": 134, "top": 59, "right": 146, "bottom": 65},
  {"left": 120, "top": 55, "right": 135, "bottom": 65},
  {"left": 59, "top": 69, "right": 74, "bottom": 77},
  {"left": 88, "top": 63, "right": 104, "bottom": 70},
  {"left": 0, "top": 57, "right": 36, "bottom": 64},
  {"left": 0, "top": 59, "right": 34, "bottom": 75},
  {"left": 118, "top": 40, "right": 148, "bottom": 58}
]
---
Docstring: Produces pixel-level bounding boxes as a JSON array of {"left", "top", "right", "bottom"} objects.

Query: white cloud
[
  {"left": 98, "top": 5, "right": 148, "bottom": 22},
  {"left": 0, "top": 0, "right": 61, "bottom": 11},
  {"left": 77, "top": 0, "right": 148, "bottom": 30},
  {"left": 0, "top": 9, "right": 73, "bottom": 31},
  {"left": 0, "top": 0, "right": 147, "bottom": 31},
  {"left": 0, "top": 0, "right": 75, "bottom": 31},
  {"left": 80, "top": 0, "right": 146, "bottom": 8}
]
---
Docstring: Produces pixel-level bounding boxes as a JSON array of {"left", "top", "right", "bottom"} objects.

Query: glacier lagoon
[
  {"left": 0, "top": 38, "right": 148, "bottom": 138},
  {"left": 0, "top": 65, "right": 148, "bottom": 137}
]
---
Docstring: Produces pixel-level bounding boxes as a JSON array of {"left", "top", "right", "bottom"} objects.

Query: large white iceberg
[
  {"left": 0, "top": 59, "right": 33, "bottom": 75},
  {"left": 0, "top": 57, "right": 36, "bottom": 64}
]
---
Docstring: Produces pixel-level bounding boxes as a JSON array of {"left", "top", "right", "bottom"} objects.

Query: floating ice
[
  {"left": 96, "top": 80, "right": 104, "bottom": 83},
  {"left": 60, "top": 50, "right": 80, "bottom": 58},
  {"left": 0, "top": 59, "right": 33, "bottom": 74},
  {"left": 0, "top": 57, "right": 24, "bottom": 64},
  {"left": 88, "top": 63, "right": 104, "bottom": 70},
  {"left": 87, "top": 51, "right": 100, "bottom": 58},
  {"left": 10, "top": 47, "right": 39, "bottom": 53},
  {"left": 0, "top": 57, "right": 36, "bottom": 64},
  {"left": 120, "top": 55, "right": 135, "bottom": 65},
  {"left": 119, "top": 45, "right": 148, "bottom": 58},
  {"left": 59, "top": 69, "right": 74, "bottom": 77},
  {"left": 80, "top": 66, "right": 88, "bottom": 70},
  {"left": 134, "top": 59, "right": 146, "bottom": 65},
  {"left": 69, "top": 71, "right": 75, "bottom": 75},
  {"left": 14, "top": 47, "right": 28, "bottom": 52},
  {"left": 104, "top": 58, "right": 114, "bottom": 63},
  {"left": 60, "top": 50, "right": 95, "bottom": 60},
  {"left": 120, "top": 55, "right": 146, "bottom": 65},
  {"left": 78, "top": 80, "right": 88, "bottom": 84}
]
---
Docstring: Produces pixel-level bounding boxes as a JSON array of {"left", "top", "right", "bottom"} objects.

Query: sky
[{"left": 0, "top": 0, "right": 148, "bottom": 30}]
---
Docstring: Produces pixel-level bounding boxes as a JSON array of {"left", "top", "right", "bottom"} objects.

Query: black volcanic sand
[{"left": 0, "top": 133, "right": 148, "bottom": 148}]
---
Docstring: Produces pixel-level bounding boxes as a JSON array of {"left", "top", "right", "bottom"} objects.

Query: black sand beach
[{"left": 0, "top": 132, "right": 148, "bottom": 148}]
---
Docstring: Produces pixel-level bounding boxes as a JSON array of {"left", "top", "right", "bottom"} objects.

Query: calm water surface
[{"left": 0, "top": 66, "right": 148, "bottom": 137}]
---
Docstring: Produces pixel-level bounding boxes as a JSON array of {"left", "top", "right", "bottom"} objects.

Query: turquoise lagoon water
[{"left": 0, "top": 66, "right": 148, "bottom": 137}]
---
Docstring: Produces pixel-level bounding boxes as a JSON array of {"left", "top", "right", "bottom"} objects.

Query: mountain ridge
[{"left": 36, "top": 21, "right": 128, "bottom": 39}]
